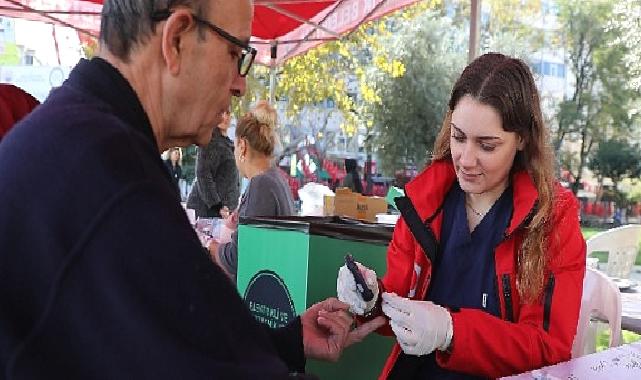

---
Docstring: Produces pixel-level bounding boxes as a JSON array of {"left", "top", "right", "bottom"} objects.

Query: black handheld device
[{"left": 344, "top": 254, "right": 374, "bottom": 302}]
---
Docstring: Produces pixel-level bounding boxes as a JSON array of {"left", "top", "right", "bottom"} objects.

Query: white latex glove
[
  {"left": 382, "top": 292, "right": 453, "bottom": 356},
  {"left": 336, "top": 261, "right": 379, "bottom": 315}
]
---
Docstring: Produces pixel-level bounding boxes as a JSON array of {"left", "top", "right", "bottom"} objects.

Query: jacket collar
[
  {"left": 404, "top": 160, "right": 538, "bottom": 235},
  {"left": 66, "top": 57, "right": 157, "bottom": 151}
]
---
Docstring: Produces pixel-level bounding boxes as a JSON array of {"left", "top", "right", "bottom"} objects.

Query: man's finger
[
  {"left": 318, "top": 297, "right": 350, "bottom": 313},
  {"left": 346, "top": 316, "right": 386, "bottom": 347},
  {"left": 317, "top": 310, "right": 351, "bottom": 337}
]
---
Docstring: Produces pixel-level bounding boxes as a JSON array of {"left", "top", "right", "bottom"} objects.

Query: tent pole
[
  {"left": 269, "top": 41, "right": 277, "bottom": 104},
  {"left": 468, "top": 0, "right": 481, "bottom": 63}
]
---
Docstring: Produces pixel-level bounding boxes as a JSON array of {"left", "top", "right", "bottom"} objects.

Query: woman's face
[
  {"left": 170, "top": 150, "right": 180, "bottom": 163},
  {"left": 450, "top": 95, "right": 523, "bottom": 196}
]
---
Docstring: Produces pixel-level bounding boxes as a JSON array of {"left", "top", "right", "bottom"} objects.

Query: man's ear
[{"left": 160, "top": 10, "right": 194, "bottom": 75}]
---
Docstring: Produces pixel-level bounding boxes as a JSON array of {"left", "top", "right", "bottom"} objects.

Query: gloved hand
[
  {"left": 381, "top": 292, "right": 453, "bottom": 356},
  {"left": 336, "top": 261, "right": 379, "bottom": 315}
]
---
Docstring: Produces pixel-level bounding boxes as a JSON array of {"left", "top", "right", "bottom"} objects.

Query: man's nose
[{"left": 231, "top": 73, "right": 247, "bottom": 97}]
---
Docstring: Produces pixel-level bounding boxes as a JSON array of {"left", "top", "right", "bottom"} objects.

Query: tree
[
  {"left": 230, "top": 1, "right": 443, "bottom": 166},
  {"left": 555, "top": 0, "right": 638, "bottom": 194},
  {"left": 610, "top": 0, "right": 641, "bottom": 92},
  {"left": 363, "top": 12, "right": 466, "bottom": 175},
  {"left": 588, "top": 139, "right": 641, "bottom": 197}
]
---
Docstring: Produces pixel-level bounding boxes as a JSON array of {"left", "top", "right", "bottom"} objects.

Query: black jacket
[{"left": 0, "top": 58, "right": 304, "bottom": 379}]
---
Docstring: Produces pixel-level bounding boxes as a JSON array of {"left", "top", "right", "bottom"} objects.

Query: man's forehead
[{"left": 210, "top": 0, "right": 253, "bottom": 42}]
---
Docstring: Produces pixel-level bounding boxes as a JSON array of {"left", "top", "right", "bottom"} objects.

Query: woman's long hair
[{"left": 433, "top": 53, "right": 556, "bottom": 303}]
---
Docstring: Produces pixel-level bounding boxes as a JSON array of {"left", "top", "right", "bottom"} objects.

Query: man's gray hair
[{"left": 100, "top": 0, "right": 209, "bottom": 61}]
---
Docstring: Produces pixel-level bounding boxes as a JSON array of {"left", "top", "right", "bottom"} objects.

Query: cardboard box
[{"left": 323, "top": 188, "right": 388, "bottom": 222}]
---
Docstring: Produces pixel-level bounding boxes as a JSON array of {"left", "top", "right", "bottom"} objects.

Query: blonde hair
[
  {"left": 433, "top": 53, "right": 556, "bottom": 303},
  {"left": 236, "top": 101, "right": 278, "bottom": 157}
]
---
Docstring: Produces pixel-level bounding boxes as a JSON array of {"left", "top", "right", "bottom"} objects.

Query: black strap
[
  {"left": 388, "top": 196, "right": 441, "bottom": 379},
  {"left": 394, "top": 196, "right": 438, "bottom": 264}
]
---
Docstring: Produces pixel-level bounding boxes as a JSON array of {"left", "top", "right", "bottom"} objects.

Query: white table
[{"left": 501, "top": 342, "right": 641, "bottom": 379}]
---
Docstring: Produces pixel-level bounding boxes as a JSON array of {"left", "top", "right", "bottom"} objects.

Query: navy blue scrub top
[{"left": 416, "top": 182, "right": 513, "bottom": 379}]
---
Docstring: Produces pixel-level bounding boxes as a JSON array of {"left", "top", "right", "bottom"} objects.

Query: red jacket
[
  {"left": 0, "top": 84, "right": 39, "bottom": 140},
  {"left": 379, "top": 160, "right": 586, "bottom": 379}
]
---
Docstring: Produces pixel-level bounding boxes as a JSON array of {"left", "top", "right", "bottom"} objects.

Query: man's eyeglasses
[{"left": 152, "top": 9, "right": 257, "bottom": 77}]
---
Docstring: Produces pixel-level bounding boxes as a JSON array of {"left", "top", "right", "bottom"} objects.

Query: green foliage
[
  {"left": 555, "top": 0, "right": 639, "bottom": 194},
  {"left": 609, "top": 0, "right": 641, "bottom": 92},
  {"left": 232, "top": 0, "right": 443, "bottom": 155},
  {"left": 589, "top": 139, "right": 641, "bottom": 187},
  {"left": 363, "top": 13, "right": 466, "bottom": 175},
  {"left": 596, "top": 328, "right": 641, "bottom": 353}
]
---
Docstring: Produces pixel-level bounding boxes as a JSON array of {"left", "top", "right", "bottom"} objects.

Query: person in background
[
  {"left": 187, "top": 111, "right": 239, "bottom": 217},
  {"left": 0, "top": 1, "right": 383, "bottom": 378},
  {"left": 209, "top": 101, "right": 295, "bottom": 280},
  {"left": 342, "top": 158, "right": 363, "bottom": 194},
  {"left": 0, "top": 84, "right": 40, "bottom": 142},
  {"left": 337, "top": 53, "right": 586, "bottom": 379},
  {"left": 164, "top": 147, "right": 183, "bottom": 195}
]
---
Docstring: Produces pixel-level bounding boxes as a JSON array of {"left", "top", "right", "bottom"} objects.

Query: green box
[{"left": 237, "top": 216, "right": 394, "bottom": 380}]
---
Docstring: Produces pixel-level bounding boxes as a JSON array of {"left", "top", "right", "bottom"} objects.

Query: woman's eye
[
  {"left": 480, "top": 144, "right": 496, "bottom": 152},
  {"left": 452, "top": 135, "right": 465, "bottom": 142}
]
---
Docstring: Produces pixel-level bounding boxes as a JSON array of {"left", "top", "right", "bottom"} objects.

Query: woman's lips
[{"left": 460, "top": 170, "right": 482, "bottom": 181}]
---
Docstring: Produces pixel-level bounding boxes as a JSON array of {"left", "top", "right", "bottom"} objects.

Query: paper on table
[{"left": 502, "top": 342, "right": 641, "bottom": 379}]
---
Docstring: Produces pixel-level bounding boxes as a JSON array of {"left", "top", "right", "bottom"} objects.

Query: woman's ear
[
  {"left": 160, "top": 10, "right": 194, "bottom": 75},
  {"left": 517, "top": 135, "right": 525, "bottom": 151},
  {"left": 238, "top": 138, "right": 248, "bottom": 158}
]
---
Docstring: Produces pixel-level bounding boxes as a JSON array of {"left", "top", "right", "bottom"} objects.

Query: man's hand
[
  {"left": 302, "top": 298, "right": 386, "bottom": 362},
  {"left": 225, "top": 209, "right": 239, "bottom": 229}
]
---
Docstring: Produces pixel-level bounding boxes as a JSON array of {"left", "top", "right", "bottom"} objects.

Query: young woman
[{"left": 337, "top": 53, "right": 586, "bottom": 379}]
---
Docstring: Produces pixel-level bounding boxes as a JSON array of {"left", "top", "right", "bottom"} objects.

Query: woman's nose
[{"left": 459, "top": 142, "right": 477, "bottom": 167}]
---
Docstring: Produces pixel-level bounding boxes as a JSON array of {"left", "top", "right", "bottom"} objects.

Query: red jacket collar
[{"left": 404, "top": 160, "right": 538, "bottom": 235}]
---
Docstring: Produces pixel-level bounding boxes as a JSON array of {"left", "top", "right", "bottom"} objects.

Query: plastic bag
[{"left": 298, "top": 182, "right": 334, "bottom": 216}]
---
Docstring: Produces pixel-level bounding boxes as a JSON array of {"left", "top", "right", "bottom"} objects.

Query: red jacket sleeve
[{"left": 436, "top": 191, "right": 586, "bottom": 378}]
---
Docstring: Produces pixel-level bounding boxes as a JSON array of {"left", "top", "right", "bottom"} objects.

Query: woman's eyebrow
[{"left": 451, "top": 123, "right": 501, "bottom": 141}]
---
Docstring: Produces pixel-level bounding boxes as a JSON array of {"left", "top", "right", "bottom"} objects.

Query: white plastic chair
[
  {"left": 585, "top": 224, "right": 641, "bottom": 279},
  {"left": 571, "top": 268, "right": 622, "bottom": 358}
]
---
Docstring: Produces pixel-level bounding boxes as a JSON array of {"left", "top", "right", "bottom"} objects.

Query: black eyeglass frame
[{"left": 151, "top": 9, "right": 257, "bottom": 77}]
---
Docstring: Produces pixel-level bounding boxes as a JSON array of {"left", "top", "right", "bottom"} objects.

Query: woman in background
[
  {"left": 342, "top": 158, "right": 363, "bottom": 194},
  {"left": 164, "top": 147, "right": 182, "bottom": 195},
  {"left": 209, "top": 101, "right": 295, "bottom": 280}
]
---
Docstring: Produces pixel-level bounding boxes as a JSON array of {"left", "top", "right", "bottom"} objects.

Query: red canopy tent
[
  {"left": 0, "top": 0, "right": 418, "bottom": 64},
  {"left": 1, "top": 0, "right": 419, "bottom": 101}
]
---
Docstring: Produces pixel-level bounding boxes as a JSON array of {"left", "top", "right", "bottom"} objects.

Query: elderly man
[{"left": 0, "top": 1, "right": 383, "bottom": 378}]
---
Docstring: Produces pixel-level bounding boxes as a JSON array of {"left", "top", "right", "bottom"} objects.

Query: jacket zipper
[
  {"left": 543, "top": 274, "right": 556, "bottom": 331},
  {"left": 502, "top": 274, "right": 514, "bottom": 322}
]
